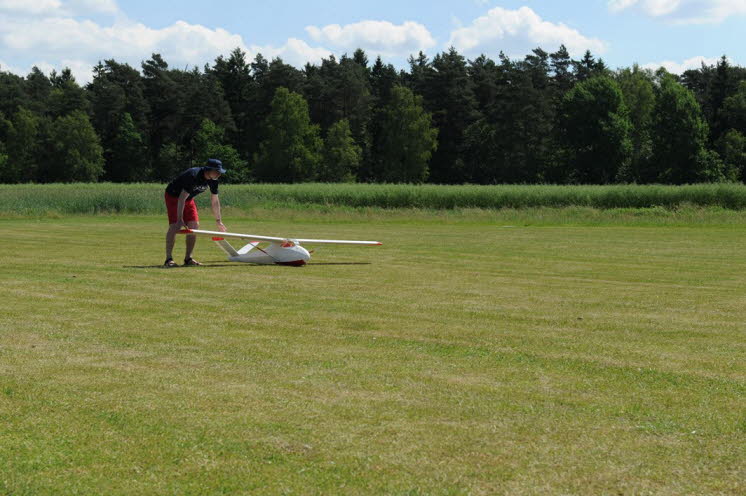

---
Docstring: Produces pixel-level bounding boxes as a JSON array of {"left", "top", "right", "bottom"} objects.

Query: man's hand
[
  {"left": 216, "top": 220, "right": 227, "bottom": 232},
  {"left": 177, "top": 219, "right": 188, "bottom": 230}
]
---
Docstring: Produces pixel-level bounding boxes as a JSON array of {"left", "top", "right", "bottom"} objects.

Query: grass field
[{"left": 1, "top": 210, "right": 745, "bottom": 494}]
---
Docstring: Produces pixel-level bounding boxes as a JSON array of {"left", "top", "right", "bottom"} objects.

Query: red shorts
[{"left": 165, "top": 192, "right": 199, "bottom": 224}]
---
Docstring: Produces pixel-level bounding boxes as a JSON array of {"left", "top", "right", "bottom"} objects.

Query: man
[{"left": 164, "top": 158, "right": 228, "bottom": 267}]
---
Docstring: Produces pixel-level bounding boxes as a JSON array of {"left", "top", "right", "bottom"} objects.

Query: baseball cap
[{"left": 205, "top": 158, "right": 226, "bottom": 174}]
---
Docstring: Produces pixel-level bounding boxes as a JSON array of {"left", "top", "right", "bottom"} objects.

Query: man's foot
[
  {"left": 183, "top": 257, "right": 202, "bottom": 266},
  {"left": 164, "top": 258, "right": 177, "bottom": 268}
]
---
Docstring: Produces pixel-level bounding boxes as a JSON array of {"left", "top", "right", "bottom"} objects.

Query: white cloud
[
  {"left": 249, "top": 38, "right": 332, "bottom": 67},
  {"left": 56, "top": 58, "right": 98, "bottom": 79},
  {"left": 0, "top": 59, "right": 74, "bottom": 79},
  {"left": 0, "top": 17, "right": 246, "bottom": 60},
  {"left": 0, "top": 0, "right": 63, "bottom": 15},
  {"left": 609, "top": 0, "right": 681, "bottom": 16},
  {"left": 306, "top": 20, "right": 436, "bottom": 57},
  {"left": 608, "top": 0, "right": 746, "bottom": 23},
  {"left": 1, "top": 58, "right": 100, "bottom": 83},
  {"left": 641, "top": 55, "right": 721, "bottom": 73},
  {"left": 67, "top": 0, "right": 119, "bottom": 15},
  {"left": 0, "top": 7, "right": 332, "bottom": 83},
  {"left": 448, "top": 6, "right": 606, "bottom": 58},
  {"left": 0, "top": 0, "right": 118, "bottom": 17},
  {"left": 608, "top": 0, "right": 641, "bottom": 12}
]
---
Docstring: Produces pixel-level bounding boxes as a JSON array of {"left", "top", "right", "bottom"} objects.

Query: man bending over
[{"left": 164, "top": 159, "right": 228, "bottom": 267}]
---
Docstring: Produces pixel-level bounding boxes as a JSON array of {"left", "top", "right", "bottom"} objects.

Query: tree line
[{"left": 1, "top": 47, "right": 745, "bottom": 185}]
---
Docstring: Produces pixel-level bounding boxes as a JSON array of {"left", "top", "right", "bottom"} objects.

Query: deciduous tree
[
  {"left": 193, "top": 118, "right": 249, "bottom": 183},
  {"left": 373, "top": 85, "right": 437, "bottom": 183},
  {"left": 106, "top": 113, "right": 149, "bottom": 181},
  {"left": 320, "top": 119, "right": 361, "bottom": 182},
  {"left": 3, "top": 107, "right": 41, "bottom": 182},
  {"left": 44, "top": 111, "right": 104, "bottom": 182},
  {"left": 615, "top": 65, "right": 655, "bottom": 181},
  {"left": 560, "top": 76, "right": 632, "bottom": 183},
  {"left": 254, "top": 87, "right": 322, "bottom": 182},
  {"left": 651, "top": 76, "right": 722, "bottom": 183}
]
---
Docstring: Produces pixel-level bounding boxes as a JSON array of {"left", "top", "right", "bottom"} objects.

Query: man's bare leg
[
  {"left": 185, "top": 221, "right": 199, "bottom": 260},
  {"left": 165, "top": 223, "right": 181, "bottom": 260}
]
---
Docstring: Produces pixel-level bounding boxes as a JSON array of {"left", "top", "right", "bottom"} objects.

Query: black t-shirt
[{"left": 165, "top": 167, "right": 219, "bottom": 200}]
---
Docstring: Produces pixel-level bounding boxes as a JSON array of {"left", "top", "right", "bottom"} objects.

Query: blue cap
[{"left": 205, "top": 158, "right": 226, "bottom": 174}]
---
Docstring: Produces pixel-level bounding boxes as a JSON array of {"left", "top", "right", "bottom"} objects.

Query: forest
[{"left": 1, "top": 46, "right": 745, "bottom": 185}]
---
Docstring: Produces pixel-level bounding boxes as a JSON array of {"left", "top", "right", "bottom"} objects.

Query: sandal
[
  {"left": 164, "top": 258, "right": 177, "bottom": 268},
  {"left": 183, "top": 258, "right": 202, "bottom": 266}
]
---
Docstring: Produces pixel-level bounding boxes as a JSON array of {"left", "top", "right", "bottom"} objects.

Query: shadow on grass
[
  {"left": 124, "top": 261, "right": 371, "bottom": 269},
  {"left": 123, "top": 264, "right": 257, "bottom": 269},
  {"left": 307, "top": 262, "right": 371, "bottom": 265}
]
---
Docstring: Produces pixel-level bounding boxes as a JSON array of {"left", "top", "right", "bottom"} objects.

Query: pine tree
[
  {"left": 210, "top": 48, "right": 256, "bottom": 161},
  {"left": 420, "top": 47, "right": 478, "bottom": 183},
  {"left": 468, "top": 55, "right": 499, "bottom": 114},
  {"left": 710, "top": 56, "right": 736, "bottom": 142},
  {"left": 363, "top": 57, "right": 401, "bottom": 181},
  {"left": 336, "top": 55, "right": 372, "bottom": 146},
  {"left": 462, "top": 119, "right": 497, "bottom": 184},
  {"left": 550, "top": 45, "right": 575, "bottom": 94},
  {"left": 142, "top": 54, "right": 180, "bottom": 178},
  {"left": 173, "top": 67, "right": 235, "bottom": 163},
  {"left": 369, "top": 57, "right": 400, "bottom": 103},
  {"left": 87, "top": 59, "right": 149, "bottom": 144},
  {"left": 681, "top": 57, "right": 746, "bottom": 144},
  {"left": 468, "top": 52, "right": 556, "bottom": 184},
  {"left": 352, "top": 49, "right": 369, "bottom": 69},
  {"left": 303, "top": 54, "right": 371, "bottom": 148},
  {"left": 520, "top": 48, "right": 556, "bottom": 182},
  {"left": 406, "top": 51, "right": 431, "bottom": 96},
  {"left": 721, "top": 81, "right": 746, "bottom": 133},
  {"left": 49, "top": 68, "right": 89, "bottom": 118},
  {"left": 24, "top": 67, "right": 52, "bottom": 115},
  {"left": 249, "top": 55, "right": 306, "bottom": 166},
  {"left": 573, "top": 51, "right": 603, "bottom": 82},
  {"left": 266, "top": 58, "right": 305, "bottom": 95},
  {"left": 254, "top": 87, "right": 322, "bottom": 182}
]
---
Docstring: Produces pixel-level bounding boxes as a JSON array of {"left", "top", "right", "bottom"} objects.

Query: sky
[{"left": 0, "top": 0, "right": 744, "bottom": 84}]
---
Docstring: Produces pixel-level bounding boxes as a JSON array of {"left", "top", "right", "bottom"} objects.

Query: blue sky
[{"left": 0, "top": 0, "right": 744, "bottom": 83}]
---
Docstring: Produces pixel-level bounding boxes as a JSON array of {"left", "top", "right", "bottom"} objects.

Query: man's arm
[
  {"left": 211, "top": 193, "right": 227, "bottom": 232},
  {"left": 176, "top": 190, "right": 190, "bottom": 227}
]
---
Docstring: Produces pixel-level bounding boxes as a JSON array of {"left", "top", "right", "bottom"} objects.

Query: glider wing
[{"left": 179, "top": 229, "right": 382, "bottom": 246}]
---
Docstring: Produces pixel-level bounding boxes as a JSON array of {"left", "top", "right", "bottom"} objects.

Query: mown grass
[
  {"left": 1, "top": 211, "right": 744, "bottom": 494},
  {"left": 4, "top": 182, "right": 746, "bottom": 215}
]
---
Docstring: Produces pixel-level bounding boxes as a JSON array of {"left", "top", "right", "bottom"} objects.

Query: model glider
[{"left": 177, "top": 228, "right": 381, "bottom": 266}]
